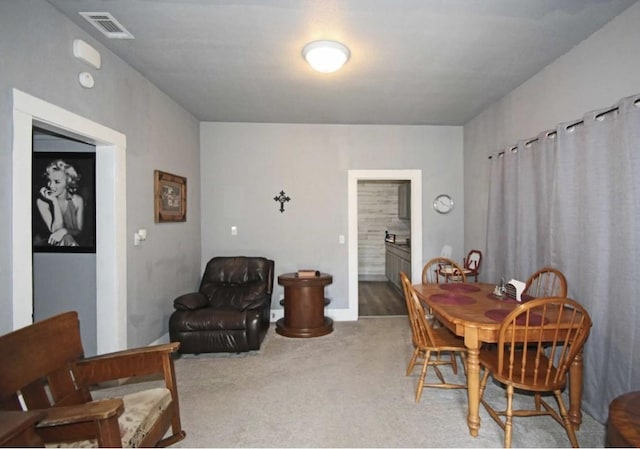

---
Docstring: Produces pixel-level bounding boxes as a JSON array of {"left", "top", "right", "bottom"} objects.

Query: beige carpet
[{"left": 95, "top": 317, "right": 606, "bottom": 447}]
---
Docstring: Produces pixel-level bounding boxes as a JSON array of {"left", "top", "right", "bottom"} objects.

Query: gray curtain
[{"left": 485, "top": 94, "right": 640, "bottom": 423}]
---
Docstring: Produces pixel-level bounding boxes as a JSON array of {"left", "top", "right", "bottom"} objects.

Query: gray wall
[
  {"left": 0, "top": 0, "right": 201, "bottom": 348},
  {"left": 463, "top": 0, "right": 640, "bottom": 278},
  {"left": 5, "top": 0, "right": 633, "bottom": 345},
  {"left": 200, "top": 122, "right": 463, "bottom": 311}
]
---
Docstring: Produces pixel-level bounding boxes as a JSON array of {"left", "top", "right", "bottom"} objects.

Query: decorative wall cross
[{"left": 273, "top": 190, "right": 291, "bottom": 213}]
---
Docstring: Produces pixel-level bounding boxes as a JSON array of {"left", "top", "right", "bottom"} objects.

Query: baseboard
[
  {"left": 270, "top": 309, "right": 284, "bottom": 322},
  {"left": 270, "top": 308, "right": 357, "bottom": 322},
  {"left": 153, "top": 333, "right": 170, "bottom": 345}
]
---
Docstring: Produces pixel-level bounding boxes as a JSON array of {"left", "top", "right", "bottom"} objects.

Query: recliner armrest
[{"left": 174, "top": 292, "right": 209, "bottom": 310}]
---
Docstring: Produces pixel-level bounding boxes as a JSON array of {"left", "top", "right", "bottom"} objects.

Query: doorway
[
  {"left": 32, "top": 129, "right": 98, "bottom": 355},
  {"left": 357, "top": 180, "right": 410, "bottom": 316},
  {"left": 347, "top": 170, "right": 422, "bottom": 320},
  {"left": 12, "top": 89, "right": 128, "bottom": 353}
]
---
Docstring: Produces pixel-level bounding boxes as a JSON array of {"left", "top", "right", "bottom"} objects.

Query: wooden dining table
[{"left": 412, "top": 282, "right": 585, "bottom": 437}]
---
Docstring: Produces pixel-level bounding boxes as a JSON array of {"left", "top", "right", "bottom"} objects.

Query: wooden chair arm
[
  {"left": 82, "top": 342, "right": 179, "bottom": 362},
  {"left": 73, "top": 342, "right": 180, "bottom": 386},
  {"left": 0, "top": 410, "right": 46, "bottom": 447},
  {"left": 35, "top": 399, "right": 124, "bottom": 447},
  {"left": 36, "top": 399, "right": 124, "bottom": 427}
]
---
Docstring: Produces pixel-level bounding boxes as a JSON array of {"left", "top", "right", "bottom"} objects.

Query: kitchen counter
[
  {"left": 385, "top": 242, "right": 411, "bottom": 251},
  {"left": 385, "top": 242, "right": 411, "bottom": 292}
]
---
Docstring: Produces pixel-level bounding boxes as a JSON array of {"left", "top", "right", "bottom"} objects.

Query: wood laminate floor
[{"left": 358, "top": 281, "right": 407, "bottom": 316}]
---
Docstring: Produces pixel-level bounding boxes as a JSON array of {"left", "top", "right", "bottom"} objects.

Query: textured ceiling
[{"left": 46, "top": 0, "right": 637, "bottom": 125}]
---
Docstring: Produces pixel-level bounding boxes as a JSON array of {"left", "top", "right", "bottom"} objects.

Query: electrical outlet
[{"left": 231, "top": 226, "right": 238, "bottom": 235}]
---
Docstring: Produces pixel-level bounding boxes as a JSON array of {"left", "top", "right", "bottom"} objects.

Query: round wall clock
[{"left": 433, "top": 194, "right": 454, "bottom": 214}]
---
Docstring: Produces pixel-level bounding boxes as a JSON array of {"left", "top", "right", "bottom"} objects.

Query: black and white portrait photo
[{"left": 32, "top": 152, "right": 96, "bottom": 253}]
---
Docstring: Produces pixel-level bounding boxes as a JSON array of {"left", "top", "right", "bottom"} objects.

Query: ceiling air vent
[{"left": 79, "top": 12, "right": 134, "bottom": 39}]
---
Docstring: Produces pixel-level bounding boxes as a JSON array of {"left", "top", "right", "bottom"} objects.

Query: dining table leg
[
  {"left": 568, "top": 349, "right": 584, "bottom": 430},
  {"left": 464, "top": 327, "right": 481, "bottom": 437}
]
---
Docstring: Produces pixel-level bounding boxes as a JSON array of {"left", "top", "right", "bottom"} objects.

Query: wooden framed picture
[
  {"left": 32, "top": 152, "right": 96, "bottom": 253},
  {"left": 154, "top": 170, "right": 187, "bottom": 222}
]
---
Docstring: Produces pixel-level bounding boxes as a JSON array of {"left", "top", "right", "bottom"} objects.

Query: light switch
[
  {"left": 134, "top": 229, "right": 147, "bottom": 246},
  {"left": 231, "top": 226, "right": 238, "bottom": 235},
  {"left": 338, "top": 235, "right": 345, "bottom": 244}
]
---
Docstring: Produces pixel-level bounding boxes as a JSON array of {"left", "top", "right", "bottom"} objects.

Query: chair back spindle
[
  {"left": 497, "top": 297, "right": 591, "bottom": 389},
  {"left": 524, "top": 267, "right": 568, "bottom": 298}
]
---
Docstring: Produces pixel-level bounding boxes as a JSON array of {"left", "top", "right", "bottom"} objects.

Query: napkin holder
[{"left": 505, "top": 279, "right": 527, "bottom": 302}]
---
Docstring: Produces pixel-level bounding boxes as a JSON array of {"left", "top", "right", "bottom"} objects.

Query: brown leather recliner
[{"left": 169, "top": 256, "right": 274, "bottom": 354}]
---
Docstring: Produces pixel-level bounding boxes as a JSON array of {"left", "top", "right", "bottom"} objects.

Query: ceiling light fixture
[{"left": 302, "top": 40, "right": 350, "bottom": 73}]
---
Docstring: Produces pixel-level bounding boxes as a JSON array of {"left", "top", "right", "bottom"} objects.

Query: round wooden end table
[
  {"left": 276, "top": 272, "right": 333, "bottom": 338},
  {"left": 607, "top": 390, "right": 640, "bottom": 448}
]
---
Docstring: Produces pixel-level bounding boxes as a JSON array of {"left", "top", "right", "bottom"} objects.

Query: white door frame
[
  {"left": 12, "top": 89, "right": 128, "bottom": 353},
  {"left": 347, "top": 169, "right": 422, "bottom": 320}
]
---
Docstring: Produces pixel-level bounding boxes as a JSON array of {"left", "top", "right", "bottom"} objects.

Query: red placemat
[
  {"left": 439, "top": 283, "right": 481, "bottom": 293},
  {"left": 429, "top": 294, "right": 476, "bottom": 305},
  {"left": 485, "top": 309, "right": 547, "bottom": 325}
]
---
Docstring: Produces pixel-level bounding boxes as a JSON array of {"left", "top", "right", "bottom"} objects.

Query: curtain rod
[{"left": 487, "top": 103, "right": 624, "bottom": 159}]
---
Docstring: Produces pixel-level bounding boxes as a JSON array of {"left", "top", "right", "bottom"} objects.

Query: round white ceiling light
[{"left": 302, "top": 40, "right": 350, "bottom": 73}]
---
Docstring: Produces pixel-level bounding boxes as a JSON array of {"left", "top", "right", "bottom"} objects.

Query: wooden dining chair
[
  {"left": 478, "top": 297, "right": 592, "bottom": 448},
  {"left": 462, "top": 249, "right": 482, "bottom": 282},
  {"left": 400, "top": 272, "right": 467, "bottom": 402},
  {"left": 524, "top": 267, "right": 568, "bottom": 298},
  {"left": 421, "top": 257, "right": 467, "bottom": 284},
  {"left": 401, "top": 271, "right": 424, "bottom": 376}
]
